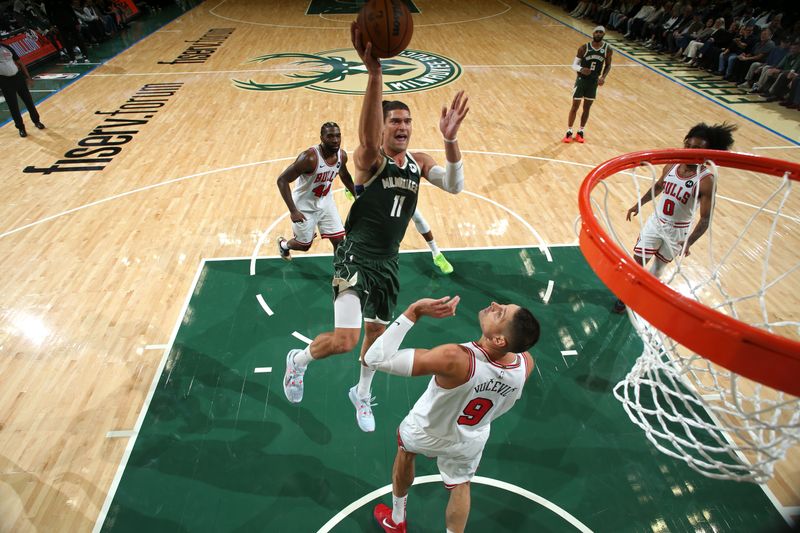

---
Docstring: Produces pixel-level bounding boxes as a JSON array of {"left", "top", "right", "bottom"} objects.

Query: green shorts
[
  {"left": 332, "top": 241, "right": 399, "bottom": 324},
  {"left": 572, "top": 76, "right": 598, "bottom": 100}
]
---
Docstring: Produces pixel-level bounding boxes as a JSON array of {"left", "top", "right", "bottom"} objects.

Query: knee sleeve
[{"left": 334, "top": 290, "right": 363, "bottom": 329}]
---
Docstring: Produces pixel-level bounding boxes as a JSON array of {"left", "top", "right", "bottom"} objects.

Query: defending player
[
  {"left": 276, "top": 122, "right": 356, "bottom": 259},
  {"left": 364, "top": 296, "right": 540, "bottom": 533}
]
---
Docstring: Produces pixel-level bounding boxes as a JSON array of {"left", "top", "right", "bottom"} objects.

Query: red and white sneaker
[
  {"left": 374, "top": 503, "right": 406, "bottom": 532},
  {"left": 575, "top": 131, "right": 585, "bottom": 143},
  {"left": 561, "top": 131, "right": 573, "bottom": 143}
]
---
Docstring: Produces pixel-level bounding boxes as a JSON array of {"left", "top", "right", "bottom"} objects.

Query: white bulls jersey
[
  {"left": 292, "top": 145, "right": 342, "bottom": 212},
  {"left": 655, "top": 164, "right": 713, "bottom": 227},
  {"left": 407, "top": 342, "right": 530, "bottom": 443}
]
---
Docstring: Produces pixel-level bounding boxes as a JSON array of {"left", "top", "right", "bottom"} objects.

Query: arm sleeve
[
  {"left": 364, "top": 315, "right": 415, "bottom": 376},
  {"left": 572, "top": 57, "right": 582, "bottom": 72},
  {"left": 426, "top": 161, "right": 464, "bottom": 194}
]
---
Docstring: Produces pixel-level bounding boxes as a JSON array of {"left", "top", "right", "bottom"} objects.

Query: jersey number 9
[{"left": 457, "top": 397, "right": 494, "bottom": 426}]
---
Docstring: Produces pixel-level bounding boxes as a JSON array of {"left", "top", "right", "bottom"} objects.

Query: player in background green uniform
[
  {"left": 282, "top": 22, "right": 470, "bottom": 432},
  {"left": 562, "top": 26, "right": 613, "bottom": 144}
]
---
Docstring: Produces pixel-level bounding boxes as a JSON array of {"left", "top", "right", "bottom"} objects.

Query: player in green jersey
[
  {"left": 282, "top": 22, "right": 470, "bottom": 433},
  {"left": 562, "top": 26, "right": 613, "bottom": 144}
]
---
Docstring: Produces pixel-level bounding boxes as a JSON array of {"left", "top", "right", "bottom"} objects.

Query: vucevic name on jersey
[{"left": 407, "top": 342, "right": 529, "bottom": 443}]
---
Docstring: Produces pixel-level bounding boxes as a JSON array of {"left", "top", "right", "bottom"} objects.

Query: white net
[{"left": 590, "top": 156, "right": 800, "bottom": 483}]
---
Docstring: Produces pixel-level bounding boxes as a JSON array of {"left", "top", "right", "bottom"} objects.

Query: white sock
[
  {"left": 392, "top": 493, "right": 407, "bottom": 524},
  {"left": 427, "top": 239, "right": 441, "bottom": 256},
  {"left": 280, "top": 239, "right": 290, "bottom": 251},
  {"left": 357, "top": 364, "right": 375, "bottom": 397},
  {"left": 567, "top": 127, "right": 573, "bottom": 133},
  {"left": 294, "top": 347, "right": 313, "bottom": 367},
  {"left": 578, "top": 127, "right": 585, "bottom": 134}
]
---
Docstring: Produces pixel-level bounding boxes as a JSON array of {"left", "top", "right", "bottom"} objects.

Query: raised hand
[
  {"left": 439, "top": 90, "right": 470, "bottom": 141},
  {"left": 351, "top": 21, "right": 381, "bottom": 73},
  {"left": 409, "top": 296, "right": 461, "bottom": 320},
  {"left": 626, "top": 205, "right": 639, "bottom": 221}
]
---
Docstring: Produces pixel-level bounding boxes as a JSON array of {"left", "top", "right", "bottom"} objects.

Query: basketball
[{"left": 356, "top": 0, "right": 414, "bottom": 59}]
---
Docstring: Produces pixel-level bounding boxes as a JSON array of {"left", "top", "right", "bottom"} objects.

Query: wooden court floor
[{"left": 1, "top": 1, "right": 798, "bottom": 531}]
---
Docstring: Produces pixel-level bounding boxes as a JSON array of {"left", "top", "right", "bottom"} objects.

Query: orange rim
[{"left": 578, "top": 149, "right": 800, "bottom": 396}]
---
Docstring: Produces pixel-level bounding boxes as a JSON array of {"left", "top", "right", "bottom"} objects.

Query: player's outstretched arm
[
  {"left": 626, "top": 164, "right": 670, "bottom": 220},
  {"left": 364, "top": 296, "right": 461, "bottom": 378},
  {"left": 276, "top": 150, "right": 317, "bottom": 223},
  {"left": 439, "top": 90, "right": 469, "bottom": 157},
  {"left": 409, "top": 344, "right": 472, "bottom": 389},
  {"left": 416, "top": 91, "right": 470, "bottom": 194},
  {"left": 350, "top": 22, "right": 383, "bottom": 179}
]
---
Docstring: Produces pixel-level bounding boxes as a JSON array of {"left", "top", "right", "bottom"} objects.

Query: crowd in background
[
  {"left": 0, "top": 0, "right": 181, "bottom": 64},
  {"left": 551, "top": 0, "right": 800, "bottom": 110}
]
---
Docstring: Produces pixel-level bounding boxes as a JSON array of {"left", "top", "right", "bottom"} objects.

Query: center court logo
[{"left": 232, "top": 48, "right": 461, "bottom": 95}]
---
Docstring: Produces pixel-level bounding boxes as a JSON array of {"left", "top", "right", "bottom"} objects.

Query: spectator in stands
[
  {"left": 73, "top": 0, "right": 107, "bottom": 44},
  {"left": 693, "top": 20, "right": 740, "bottom": 70},
  {"left": 761, "top": 44, "right": 800, "bottom": 103},
  {"left": 608, "top": 0, "right": 638, "bottom": 31},
  {"left": 593, "top": 0, "right": 619, "bottom": 27},
  {"left": 637, "top": 0, "right": 670, "bottom": 42},
  {"left": 645, "top": 4, "right": 691, "bottom": 50},
  {"left": 738, "top": 35, "right": 791, "bottom": 91},
  {"left": 748, "top": 41, "right": 799, "bottom": 94},
  {"left": 43, "top": 0, "right": 90, "bottom": 63},
  {"left": 780, "top": 70, "right": 800, "bottom": 109},
  {"left": 680, "top": 17, "right": 721, "bottom": 61},
  {"left": 764, "top": 14, "right": 784, "bottom": 41},
  {"left": 666, "top": 12, "right": 704, "bottom": 54},
  {"left": 0, "top": 41, "right": 45, "bottom": 137},
  {"left": 624, "top": 0, "right": 655, "bottom": 38},
  {"left": 728, "top": 28, "right": 775, "bottom": 83},
  {"left": 715, "top": 23, "right": 756, "bottom": 78},
  {"left": 90, "top": 0, "right": 118, "bottom": 34},
  {"left": 734, "top": 6, "right": 756, "bottom": 28},
  {"left": 612, "top": 0, "right": 645, "bottom": 33}
]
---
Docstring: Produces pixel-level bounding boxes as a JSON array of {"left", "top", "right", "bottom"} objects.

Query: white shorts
[
  {"left": 397, "top": 417, "right": 488, "bottom": 488},
  {"left": 292, "top": 201, "right": 345, "bottom": 245},
  {"left": 633, "top": 215, "right": 689, "bottom": 263}
]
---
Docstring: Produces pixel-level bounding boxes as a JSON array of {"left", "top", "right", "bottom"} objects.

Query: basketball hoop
[{"left": 578, "top": 149, "right": 800, "bottom": 483}]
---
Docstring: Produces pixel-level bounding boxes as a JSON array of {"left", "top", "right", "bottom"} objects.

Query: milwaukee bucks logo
[{"left": 232, "top": 48, "right": 461, "bottom": 95}]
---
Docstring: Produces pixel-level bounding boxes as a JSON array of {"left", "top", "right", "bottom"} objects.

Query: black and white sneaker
[{"left": 277, "top": 237, "right": 291, "bottom": 261}]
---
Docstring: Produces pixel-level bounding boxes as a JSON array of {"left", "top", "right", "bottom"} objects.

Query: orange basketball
[{"left": 356, "top": 0, "right": 414, "bottom": 59}]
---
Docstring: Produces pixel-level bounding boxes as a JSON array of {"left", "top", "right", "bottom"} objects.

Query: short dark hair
[
  {"left": 684, "top": 122, "right": 737, "bottom": 151},
  {"left": 320, "top": 122, "right": 339, "bottom": 135},
  {"left": 382, "top": 100, "right": 410, "bottom": 120},
  {"left": 505, "top": 307, "right": 540, "bottom": 353}
]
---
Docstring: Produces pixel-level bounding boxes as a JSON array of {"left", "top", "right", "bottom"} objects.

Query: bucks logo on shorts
[{"left": 232, "top": 48, "right": 461, "bottom": 95}]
